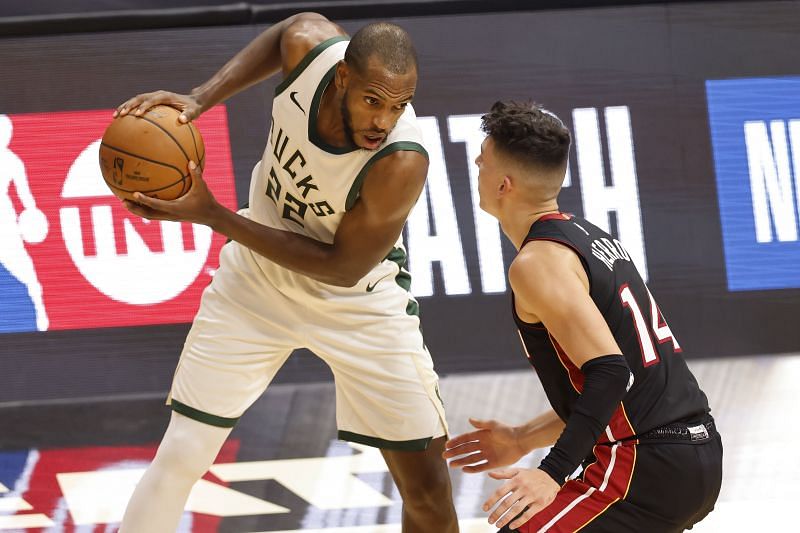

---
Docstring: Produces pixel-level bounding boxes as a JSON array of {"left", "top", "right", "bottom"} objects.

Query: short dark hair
[
  {"left": 481, "top": 101, "right": 571, "bottom": 170},
  {"left": 344, "top": 22, "right": 418, "bottom": 75}
]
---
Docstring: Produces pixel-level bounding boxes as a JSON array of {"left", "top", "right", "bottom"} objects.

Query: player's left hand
[
  {"left": 483, "top": 467, "right": 560, "bottom": 530},
  {"left": 122, "top": 161, "right": 223, "bottom": 227}
]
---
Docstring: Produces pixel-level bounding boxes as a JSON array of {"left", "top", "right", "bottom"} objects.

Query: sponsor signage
[
  {"left": 706, "top": 77, "right": 800, "bottom": 291},
  {"left": 0, "top": 107, "right": 236, "bottom": 333}
]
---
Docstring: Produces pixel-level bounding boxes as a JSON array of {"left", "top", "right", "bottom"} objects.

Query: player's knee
[
  {"left": 152, "top": 442, "right": 210, "bottom": 483},
  {"left": 151, "top": 427, "right": 219, "bottom": 482},
  {"left": 396, "top": 461, "right": 452, "bottom": 509}
]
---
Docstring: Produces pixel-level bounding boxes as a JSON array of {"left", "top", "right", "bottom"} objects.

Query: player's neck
[
  {"left": 316, "top": 80, "right": 351, "bottom": 148},
  {"left": 500, "top": 203, "right": 560, "bottom": 250}
]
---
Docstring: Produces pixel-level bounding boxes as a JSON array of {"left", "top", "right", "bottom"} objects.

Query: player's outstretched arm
[
  {"left": 125, "top": 150, "right": 428, "bottom": 287},
  {"left": 114, "top": 13, "right": 346, "bottom": 122},
  {"left": 443, "top": 411, "right": 564, "bottom": 473}
]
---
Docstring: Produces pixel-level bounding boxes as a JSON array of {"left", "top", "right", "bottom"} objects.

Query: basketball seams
[
  {"left": 138, "top": 114, "right": 192, "bottom": 164},
  {"left": 100, "top": 142, "right": 188, "bottom": 194},
  {"left": 100, "top": 142, "right": 185, "bottom": 179},
  {"left": 106, "top": 174, "right": 190, "bottom": 195},
  {"left": 99, "top": 106, "right": 203, "bottom": 200},
  {"left": 186, "top": 123, "right": 205, "bottom": 167},
  {"left": 182, "top": 123, "right": 201, "bottom": 197}
]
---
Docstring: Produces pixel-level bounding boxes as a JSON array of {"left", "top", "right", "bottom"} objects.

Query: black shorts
[{"left": 500, "top": 417, "right": 723, "bottom": 533}]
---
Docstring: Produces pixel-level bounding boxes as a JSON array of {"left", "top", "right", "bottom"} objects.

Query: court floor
[{"left": 1, "top": 352, "right": 797, "bottom": 532}]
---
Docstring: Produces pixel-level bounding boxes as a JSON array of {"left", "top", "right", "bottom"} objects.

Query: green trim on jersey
[
  {"left": 385, "top": 247, "right": 412, "bottom": 292},
  {"left": 308, "top": 65, "right": 359, "bottom": 155},
  {"left": 170, "top": 399, "right": 238, "bottom": 428},
  {"left": 396, "top": 271, "right": 412, "bottom": 292},
  {"left": 344, "top": 141, "right": 429, "bottom": 210},
  {"left": 338, "top": 430, "right": 432, "bottom": 451},
  {"left": 384, "top": 246, "right": 418, "bottom": 317},
  {"left": 275, "top": 35, "right": 349, "bottom": 96}
]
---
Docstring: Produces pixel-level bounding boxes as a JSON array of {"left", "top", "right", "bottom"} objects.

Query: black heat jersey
[{"left": 514, "top": 212, "right": 710, "bottom": 443}]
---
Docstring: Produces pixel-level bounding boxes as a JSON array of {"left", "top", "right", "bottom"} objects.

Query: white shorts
[{"left": 167, "top": 239, "right": 447, "bottom": 451}]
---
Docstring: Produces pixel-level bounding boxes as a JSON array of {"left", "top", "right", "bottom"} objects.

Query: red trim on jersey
[
  {"left": 519, "top": 443, "right": 637, "bottom": 533},
  {"left": 520, "top": 236, "right": 584, "bottom": 260},
  {"left": 549, "top": 336, "right": 635, "bottom": 442},
  {"left": 613, "top": 403, "right": 636, "bottom": 442},
  {"left": 603, "top": 405, "right": 636, "bottom": 442},
  {"left": 549, "top": 335, "right": 584, "bottom": 392},
  {"left": 537, "top": 212, "right": 573, "bottom": 223}
]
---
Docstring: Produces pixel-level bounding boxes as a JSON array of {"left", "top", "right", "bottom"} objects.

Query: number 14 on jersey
[{"left": 619, "top": 284, "right": 681, "bottom": 366}]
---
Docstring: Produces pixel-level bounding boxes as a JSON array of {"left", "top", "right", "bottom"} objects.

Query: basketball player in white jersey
[{"left": 114, "top": 13, "right": 458, "bottom": 533}]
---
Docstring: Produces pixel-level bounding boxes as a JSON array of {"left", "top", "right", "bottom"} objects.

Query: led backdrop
[{"left": 1, "top": 1, "right": 799, "bottom": 403}]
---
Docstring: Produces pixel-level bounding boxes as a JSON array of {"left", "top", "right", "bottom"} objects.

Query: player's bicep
[
  {"left": 331, "top": 151, "right": 427, "bottom": 281},
  {"left": 333, "top": 202, "right": 406, "bottom": 274},
  {"left": 543, "top": 289, "right": 622, "bottom": 368},
  {"left": 511, "top": 246, "right": 621, "bottom": 368}
]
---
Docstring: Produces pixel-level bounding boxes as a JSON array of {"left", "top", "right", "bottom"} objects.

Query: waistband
[{"left": 636, "top": 416, "right": 716, "bottom": 444}]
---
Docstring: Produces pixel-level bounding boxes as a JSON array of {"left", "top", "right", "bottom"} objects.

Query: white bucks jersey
[{"left": 248, "top": 37, "right": 427, "bottom": 251}]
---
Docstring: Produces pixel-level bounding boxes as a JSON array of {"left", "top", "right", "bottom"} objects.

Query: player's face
[
  {"left": 475, "top": 137, "right": 506, "bottom": 217},
  {"left": 341, "top": 59, "right": 417, "bottom": 150}
]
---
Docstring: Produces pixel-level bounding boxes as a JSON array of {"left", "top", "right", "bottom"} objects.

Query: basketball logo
[{"left": 112, "top": 157, "right": 125, "bottom": 186}]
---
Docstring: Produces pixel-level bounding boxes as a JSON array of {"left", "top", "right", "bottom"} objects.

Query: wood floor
[{"left": 1, "top": 353, "right": 796, "bottom": 532}]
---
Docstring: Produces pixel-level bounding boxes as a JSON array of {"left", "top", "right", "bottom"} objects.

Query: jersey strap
[
  {"left": 275, "top": 35, "right": 349, "bottom": 96},
  {"left": 344, "top": 141, "right": 428, "bottom": 210}
]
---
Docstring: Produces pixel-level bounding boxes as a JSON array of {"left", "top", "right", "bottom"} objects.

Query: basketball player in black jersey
[{"left": 443, "top": 101, "right": 722, "bottom": 532}]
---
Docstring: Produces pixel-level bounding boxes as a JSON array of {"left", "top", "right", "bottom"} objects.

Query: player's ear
[
  {"left": 335, "top": 60, "right": 349, "bottom": 90},
  {"left": 498, "top": 175, "right": 513, "bottom": 197}
]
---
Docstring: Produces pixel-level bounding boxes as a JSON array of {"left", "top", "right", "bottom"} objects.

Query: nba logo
[
  {"left": 0, "top": 107, "right": 237, "bottom": 333},
  {"left": 112, "top": 156, "right": 125, "bottom": 186}
]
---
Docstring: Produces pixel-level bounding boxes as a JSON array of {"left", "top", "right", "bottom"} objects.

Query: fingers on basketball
[{"left": 99, "top": 104, "right": 205, "bottom": 202}]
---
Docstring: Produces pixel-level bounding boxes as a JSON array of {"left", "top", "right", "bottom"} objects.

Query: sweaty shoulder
[
  {"left": 510, "top": 240, "right": 588, "bottom": 300},
  {"left": 280, "top": 13, "right": 349, "bottom": 76},
  {"left": 358, "top": 149, "right": 428, "bottom": 216},
  {"left": 373, "top": 146, "right": 429, "bottom": 177}
]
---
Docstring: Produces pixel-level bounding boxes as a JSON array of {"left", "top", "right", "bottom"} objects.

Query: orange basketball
[{"left": 99, "top": 105, "right": 205, "bottom": 201}]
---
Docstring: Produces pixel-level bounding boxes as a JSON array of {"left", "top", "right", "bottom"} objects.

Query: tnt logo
[
  {"left": 0, "top": 107, "right": 237, "bottom": 333},
  {"left": 61, "top": 140, "right": 213, "bottom": 305},
  {"left": 706, "top": 77, "right": 800, "bottom": 291}
]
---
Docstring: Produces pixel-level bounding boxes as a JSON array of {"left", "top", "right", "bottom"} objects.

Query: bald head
[{"left": 344, "top": 22, "right": 418, "bottom": 76}]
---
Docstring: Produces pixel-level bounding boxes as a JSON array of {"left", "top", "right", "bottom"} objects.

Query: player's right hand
[
  {"left": 443, "top": 418, "right": 526, "bottom": 473},
  {"left": 113, "top": 90, "right": 204, "bottom": 123}
]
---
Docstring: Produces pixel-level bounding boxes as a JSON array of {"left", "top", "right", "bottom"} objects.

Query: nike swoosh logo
[
  {"left": 366, "top": 272, "right": 393, "bottom": 292},
  {"left": 289, "top": 91, "right": 305, "bottom": 114}
]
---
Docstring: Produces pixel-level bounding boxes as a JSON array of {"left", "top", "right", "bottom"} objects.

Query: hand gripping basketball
[
  {"left": 100, "top": 105, "right": 205, "bottom": 201},
  {"left": 113, "top": 90, "right": 204, "bottom": 124},
  {"left": 123, "top": 160, "right": 222, "bottom": 228}
]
